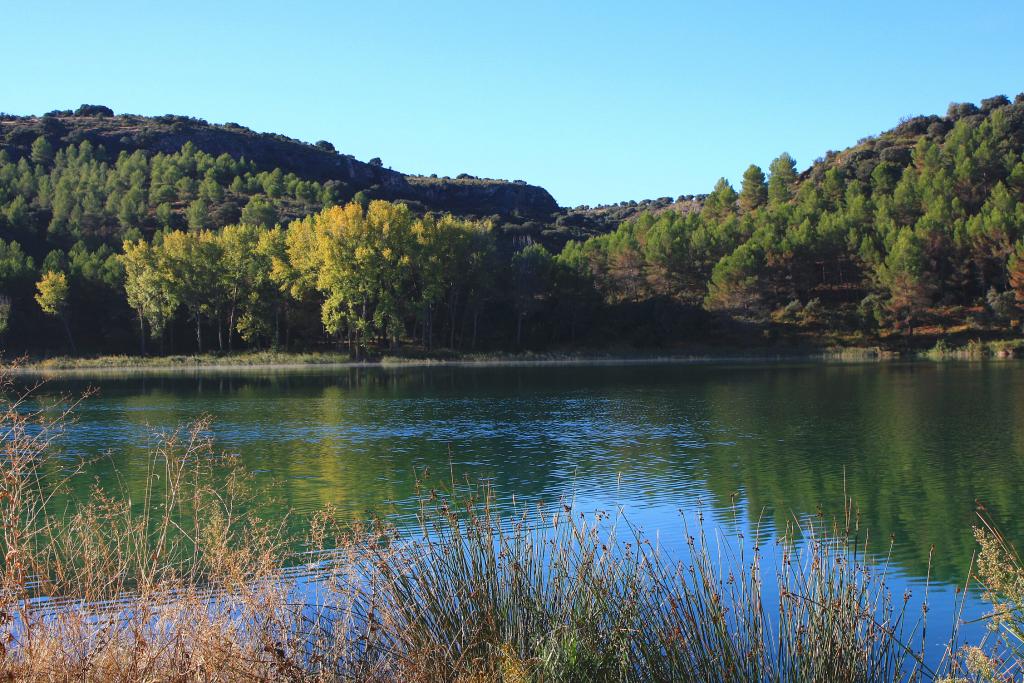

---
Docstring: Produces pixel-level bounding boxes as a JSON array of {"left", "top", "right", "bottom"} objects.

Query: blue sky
[{"left": 2, "top": 1, "right": 1022, "bottom": 207}]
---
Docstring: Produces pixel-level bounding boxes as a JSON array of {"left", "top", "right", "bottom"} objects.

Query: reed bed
[{"left": 0, "top": 368, "right": 1021, "bottom": 681}]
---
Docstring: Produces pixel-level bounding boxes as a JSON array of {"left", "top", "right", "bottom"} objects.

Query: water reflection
[{"left": 26, "top": 361, "right": 1024, "bottom": 588}]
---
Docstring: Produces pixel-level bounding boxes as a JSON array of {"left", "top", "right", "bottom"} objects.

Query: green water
[
  {"left": 29, "top": 361, "right": 1024, "bottom": 589},
  {"left": 24, "top": 359, "right": 1024, "bottom": 661}
]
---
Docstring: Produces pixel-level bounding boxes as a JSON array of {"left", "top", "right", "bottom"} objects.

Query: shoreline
[
  {"left": 4, "top": 346, "right": 1002, "bottom": 376},
  {"left": 9, "top": 336, "right": 1024, "bottom": 375}
]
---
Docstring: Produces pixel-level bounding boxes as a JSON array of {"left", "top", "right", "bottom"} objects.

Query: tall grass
[
  {"left": 921, "top": 338, "right": 1024, "bottom": 361},
  {"left": 344, "top": 488, "right": 929, "bottom": 682},
  {"left": 0, "top": 366, "right": 1018, "bottom": 681}
]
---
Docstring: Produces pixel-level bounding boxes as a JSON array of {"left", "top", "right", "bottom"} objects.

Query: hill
[
  {"left": 4, "top": 94, "right": 1024, "bottom": 359},
  {"left": 0, "top": 106, "right": 561, "bottom": 245},
  {"left": 551, "top": 91, "right": 1024, "bottom": 357}
]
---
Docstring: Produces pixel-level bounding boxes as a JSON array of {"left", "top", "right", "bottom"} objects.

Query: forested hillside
[
  {"left": 4, "top": 95, "right": 1024, "bottom": 358},
  {"left": 579, "top": 94, "right": 1024, "bottom": 343}
]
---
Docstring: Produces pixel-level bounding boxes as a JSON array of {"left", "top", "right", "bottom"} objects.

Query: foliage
[
  {"left": 34, "top": 270, "right": 69, "bottom": 317},
  {"left": 567, "top": 93, "right": 1024, "bottom": 342},
  {"left": 34, "top": 270, "right": 74, "bottom": 352},
  {"left": 0, "top": 137, "right": 329, "bottom": 246},
  {"left": 739, "top": 164, "right": 768, "bottom": 212},
  {"left": 6, "top": 94, "right": 1024, "bottom": 355}
]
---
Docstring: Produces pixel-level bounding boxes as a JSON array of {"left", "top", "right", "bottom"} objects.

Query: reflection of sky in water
[{"left": 24, "top": 360, "right": 1024, "bottom": 668}]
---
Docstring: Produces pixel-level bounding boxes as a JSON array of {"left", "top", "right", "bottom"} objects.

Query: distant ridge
[{"left": 0, "top": 107, "right": 558, "bottom": 222}]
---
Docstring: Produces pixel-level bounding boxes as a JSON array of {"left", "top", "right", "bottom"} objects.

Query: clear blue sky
[{"left": 2, "top": 1, "right": 1022, "bottom": 207}]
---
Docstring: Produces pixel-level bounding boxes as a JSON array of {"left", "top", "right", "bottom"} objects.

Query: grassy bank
[
  {"left": 15, "top": 332, "right": 1024, "bottom": 372},
  {"left": 921, "top": 338, "right": 1024, "bottom": 361},
  {"left": 14, "top": 345, "right": 902, "bottom": 372},
  {"left": 21, "top": 350, "right": 365, "bottom": 370},
  {"left": 0, "top": 372, "right": 1021, "bottom": 681}
]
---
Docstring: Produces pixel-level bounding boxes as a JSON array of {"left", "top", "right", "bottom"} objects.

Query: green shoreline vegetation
[
  {"left": 3, "top": 95, "right": 1024, "bottom": 363},
  {"left": 16, "top": 348, "right": 890, "bottom": 371},
  {"left": 13, "top": 337, "right": 1024, "bottom": 373},
  {"left": 1, "top": 367, "right": 1023, "bottom": 681}
]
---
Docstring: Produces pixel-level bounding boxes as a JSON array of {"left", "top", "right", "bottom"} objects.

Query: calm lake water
[{"left": 24, "top": 360, "right": 1024, "bottom": 659}]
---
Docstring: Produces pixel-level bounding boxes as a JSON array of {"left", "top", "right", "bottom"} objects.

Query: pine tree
[
  {"left": 739, "top": 164, "right": 768, "bottom": 212},
  {"left": 30, "top": 136, "right": 54, "bottom": 166},
  {"left": 768, "top": 153, "right": 798, "bottom": 205}
]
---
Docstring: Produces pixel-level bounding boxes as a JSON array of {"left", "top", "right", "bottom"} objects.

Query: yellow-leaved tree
[
  {"left": 34, "top": 270, "right": 75, "bottom": 353},
  {"left": 122, "top": 239, "right": 179, "bottom": 355}
]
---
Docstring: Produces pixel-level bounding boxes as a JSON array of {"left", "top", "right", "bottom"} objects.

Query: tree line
[
  {"left": 5, "top": 94, "right": 1024, "bottom": 356},
  {"left": 118, "top": 202, "right": 504, "bottom": 356},
  {"left": 4, "top": 199, "right": 597, "bottom": 355},
  {"left": 5, "top": 194, "right": 703, "bottom": 355},
  {"left": 563, "top": 95, "right": 1024, "bottom": 337}
]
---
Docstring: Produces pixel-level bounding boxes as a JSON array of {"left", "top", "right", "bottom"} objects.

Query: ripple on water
[{"left": 27, "top": 361, "right": 1024, "bottom": 664}]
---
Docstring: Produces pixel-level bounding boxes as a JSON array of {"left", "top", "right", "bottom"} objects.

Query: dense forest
[{"left": 4, "top": 95, "right": 1024, "bottom": 357}]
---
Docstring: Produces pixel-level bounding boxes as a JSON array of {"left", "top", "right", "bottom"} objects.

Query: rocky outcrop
[{"left": 406, "top": 176, "right": 558, "bottom": 218}]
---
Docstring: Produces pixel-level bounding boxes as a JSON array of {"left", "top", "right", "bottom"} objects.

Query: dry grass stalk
[{"left": 0, "top": 364, "right": 1019, "bottom": 681}]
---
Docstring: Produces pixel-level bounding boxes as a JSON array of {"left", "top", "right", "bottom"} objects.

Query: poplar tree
[{"left": 35, "top": 271, "right": 75, "bottom": 352}]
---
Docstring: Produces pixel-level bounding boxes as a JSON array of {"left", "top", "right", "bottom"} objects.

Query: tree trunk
[
  {"left": 274, "top": 307, "right": 280, "bottom": 351},
  {"left": 137, "top": 311, "right": 146, "bottom": 356},
  {"left": 284, "top": 305, "right": 290, "bottom": 351},
  {"left": 61, "top": 316, "right": 76, "bottom": 355},
  {"left": 227, "top": 306, "right": 236, "bottom": 352},
  {"left": 458, "top": 303, "right": 470, "bottom": 351},
  {"left": 424, "top": 306, "right": 432, "bottom": 351},
  {"left": 516, "top": 313, "right": 523, "bottom": 347},
  {"left": 195, "top": 312, "right": 203, "bottom": 354},
  {"left": 472, "top": 309, "right": 479, "bottom": 350},
  {"left": 448, "top": 287, "right": 459, "bottom": 349},
  {"left": 358, "top": 302, "right": 367, "bottom": 359}
]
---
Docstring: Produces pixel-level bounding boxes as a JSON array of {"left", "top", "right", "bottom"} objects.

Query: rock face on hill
[{"left": 0, "top": 108, "right": 559, "bottom": 221}]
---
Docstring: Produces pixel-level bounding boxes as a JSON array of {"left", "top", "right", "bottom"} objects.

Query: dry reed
[{"left": 0, "top": 365, "right": 1017, "bottom": 682}]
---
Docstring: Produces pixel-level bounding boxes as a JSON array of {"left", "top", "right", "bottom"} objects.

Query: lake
[{"left": 23, "top": 360, "right": 1024, "bottom": 659}]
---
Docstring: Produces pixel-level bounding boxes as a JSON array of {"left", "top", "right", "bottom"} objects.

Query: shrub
[
  {"left": 986, "top": 287, "right": 1017, "bottom": 322},
  {"left": 980, "top": 95, "right": 1010, "bottom": 113},
  {"left": 858, "top": 293, "right": 885, "bottom": 332},
  {"left": 946, "top": 102, "right": 980, "bottom": 120},
  {"left": 879, "top": 146, "right": 912, "bottom": 166},
  {"left": 800, "top": 297, "right": 825, "bottom": 324},
  {"left": 73, "top": 104, "right": 114, "bottom": 118},
  {"left": 780, "top": 298, "right": 803, "bottom": 321}
]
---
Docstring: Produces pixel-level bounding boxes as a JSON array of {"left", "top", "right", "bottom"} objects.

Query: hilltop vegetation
[
  {"left": 4, "top": 95, "right": 1024, "bottom": 357},
  {"left": 583, "top": 96, "right": 1024, "bottom": 326},
  {"left": 0, "top": 105, "right": 561, "bottom": 225}
]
